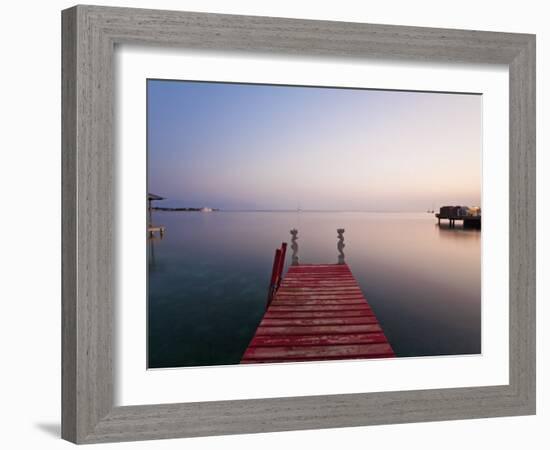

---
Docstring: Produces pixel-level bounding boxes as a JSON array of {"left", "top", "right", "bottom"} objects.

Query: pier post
[
  {"left": 337, "top": 228, "right": 345, "bottom": 264},
  {"left": 290, "top": 229, "right": 299, "bottom": 265},
  {"left": 266, "top": 248, "right": 282, "bottom": 309},
  {"left": 148, "top": 197, "right": 152, "bottom": 229},
  {"left": 276, "top": 243, "right": 287, "bottom": 289}
]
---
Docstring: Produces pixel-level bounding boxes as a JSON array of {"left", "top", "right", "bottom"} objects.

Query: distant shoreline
[
  {"left": 152, "top": 208, "right": 437, "bottom": 214},
  {"left": 152, "top": 207, "right": 219, "bottom": 212}
]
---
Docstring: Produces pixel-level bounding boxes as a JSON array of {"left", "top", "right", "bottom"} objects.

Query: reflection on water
[
  {"left": 147, "top": 234, "right": 163, "bottom": 271},
  {"left": 148, "top": 211, "right": 481, "bottom": 368}
]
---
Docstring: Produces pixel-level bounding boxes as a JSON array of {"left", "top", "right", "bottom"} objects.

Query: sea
[{"left": 147, "top": 211, "right": 481, "bottom": 368}]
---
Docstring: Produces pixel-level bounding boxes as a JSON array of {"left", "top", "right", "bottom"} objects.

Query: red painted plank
[
  {"left": 276, "top": 291, "right": 365, "bottom": 296},
  {"left": 282, "top": 280, "right": 356, "bottom": 284},
  {"left": 242, "top": 343, "right": 394, "bottom": 360},
  {"left": 255, "top": 324, "right": 383, "bottom": 335},
  {"left": 285, "top": 275, "right": 353, "bottom": 278},
  {"left": 283, "top": 276, "right": 354, "bottom": 280},
  {"left": 241, "top": 354, "right": 394, "bottom": 363},
  {"left": 249, "top": 333, "right": 389, "bottom": 347},
  {"left": 278, "top": 297, "right": 364, "bottom": 300},
  {"left": 288, "top": 264, "right": 349, "bottom": 268},
  {"left": 286, "top": 269, "right": 350, "bottom": 272},
  {"left": 277, "top": 292, "right": 365, "bottom": 300},
  {"left": 260, "top": 316, "right": 379, "bottom": 327},
  {"left": 275, "top": 294, "right": 365, "bottom": 299},
  {"left": 285, "top": 271, "right": 353, "bottom": 274},
  {"left": 285, "top": 269, "right": 352, "bottom": 272},
  {"left": 278, "top": 286, "right": 362, "bottom": 290},
  {"left": 284, "top": 272, "right": 351, "bottom": 276},
  {"left": 283, "top": 280, "right": 355, "bottom": 284},
  {"left": 277, "top": 294, "right": 364, "bottom": 297},
  {"left": 281, "top": 281, "right": 357, "bottom": 285},
  {"left": 285, "top": 273, "right": 353, "bottom": 276},
  {"left": 286, "top": 269, "right": 351, "bottom": 271},
  {"left": 284, "top": 273, "right": 353, "bottom": 276},
  {"left": 264, "top": 310, "right": 375, "bottom": 319},
  {"left": 268, "top": 304, "right": 373, "bottom": 312},
  {"left": 272, "top": 301, "right": 367, "bottom": 306},
  {"left": 279, "top": 284, "right": 359, "bottom": 288},
  {"left": 273, "top": 297, "right": 366, "bottom": 306},
  {"left": 283, "top": 279, "right": 354, "bottom": 282},
  {"left": 280, "top": 287, "right": 358, "bottom": 290},
  {"left": 278, "top": 288, "right": 362, "bottom": 291},
  {"left": 281, "top": 285, "right": 358, "bottom": 289},
  {"left": 288, "top": 266, "right": 349, "bottom": 268}
]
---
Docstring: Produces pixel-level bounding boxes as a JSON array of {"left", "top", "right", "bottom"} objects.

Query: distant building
[
  {"left": 439, "top": 205, "right": 481, "bottom": 217},
  {"left": 200, "top": 207, "right": 213, "bottom": 212}
]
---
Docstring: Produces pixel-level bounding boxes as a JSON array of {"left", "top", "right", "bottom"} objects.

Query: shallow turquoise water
[{"left": 148, "top": 211, "right": 481, "bottom": 368}]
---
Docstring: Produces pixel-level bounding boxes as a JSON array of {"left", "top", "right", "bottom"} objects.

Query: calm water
[{"left": 148, "top": 211, "right": 481, "bottom": 368}]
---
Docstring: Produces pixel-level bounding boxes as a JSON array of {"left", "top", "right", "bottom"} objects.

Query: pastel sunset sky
[{"left": 147, "top": 80, "right": 481, "bottom": 211}]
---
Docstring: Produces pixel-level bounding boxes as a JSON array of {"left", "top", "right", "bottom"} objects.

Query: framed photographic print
[{"left": 62, "top": 5, "right": 536, "bottom": 444}]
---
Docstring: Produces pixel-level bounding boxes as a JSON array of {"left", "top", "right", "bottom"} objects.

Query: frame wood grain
[{"left": 61, "top": 5, "right": 536, "bottom": 444}]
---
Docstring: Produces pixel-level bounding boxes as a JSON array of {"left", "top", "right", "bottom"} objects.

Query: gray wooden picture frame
[{"left": 62, "top": 4, "right": 536, "bottom": 444}]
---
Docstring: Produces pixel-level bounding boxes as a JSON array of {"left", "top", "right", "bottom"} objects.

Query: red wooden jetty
[{"left": 241, "top": 244, "right": 395, "bottom": 364}]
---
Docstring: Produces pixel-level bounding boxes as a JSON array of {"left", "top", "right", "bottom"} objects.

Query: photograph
[{"left": 146, "top": 79, "right": 482, "bottom": 369}]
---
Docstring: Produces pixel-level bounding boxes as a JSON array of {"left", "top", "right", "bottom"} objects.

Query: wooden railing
[{"left": 266, "top": 242, "right": 287, "bottom": 309}]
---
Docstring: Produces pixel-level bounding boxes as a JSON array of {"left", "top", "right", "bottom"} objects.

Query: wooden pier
[
  {"left": 436, "top": 205, "right": 481, "bottom": 229},
  {"left": 241, "top": 243, "right": 395, "bottom": 364},
  {"left": 148, "top": 193, "right": 166, "bottom": 237},
  {"left": 436, "top": 213, "right": 481, "bottom": 228},
  {"left": 147, "top": 225, "right": 165, "bottom": 237}
]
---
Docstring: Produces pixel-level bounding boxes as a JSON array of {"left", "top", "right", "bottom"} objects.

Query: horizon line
[{"left": 155, "top": 208, "right": 443, "bottom": 213}]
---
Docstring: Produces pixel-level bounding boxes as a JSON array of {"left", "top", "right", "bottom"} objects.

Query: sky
[{"left": 147, "top": 80, "right": 481, "bottom": 211}]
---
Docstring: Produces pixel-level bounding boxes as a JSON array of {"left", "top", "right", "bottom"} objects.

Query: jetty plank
[
  {"left": 267, "top": 304, "right": 375, "bottom": 312},
  {"left": 242, "top": 343, "right": 394, "bottom": 362},
  {"left": 260, "top": 317, "right": 379, "bottom": 326},
  {"left": 241, "top": 263, "right": 395, "bottom": 363},
  {"left": 254, "top": 324, "right": 383, "bottom": 336},
  {"left": 249, "top": 333, "right": 389, "bottom": 347},
  {"left": 273, "top": 298, "right": 367, "bottom": 304},
  {"left": 264, "top": 310, "right": 375, "bottom": 319}
]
